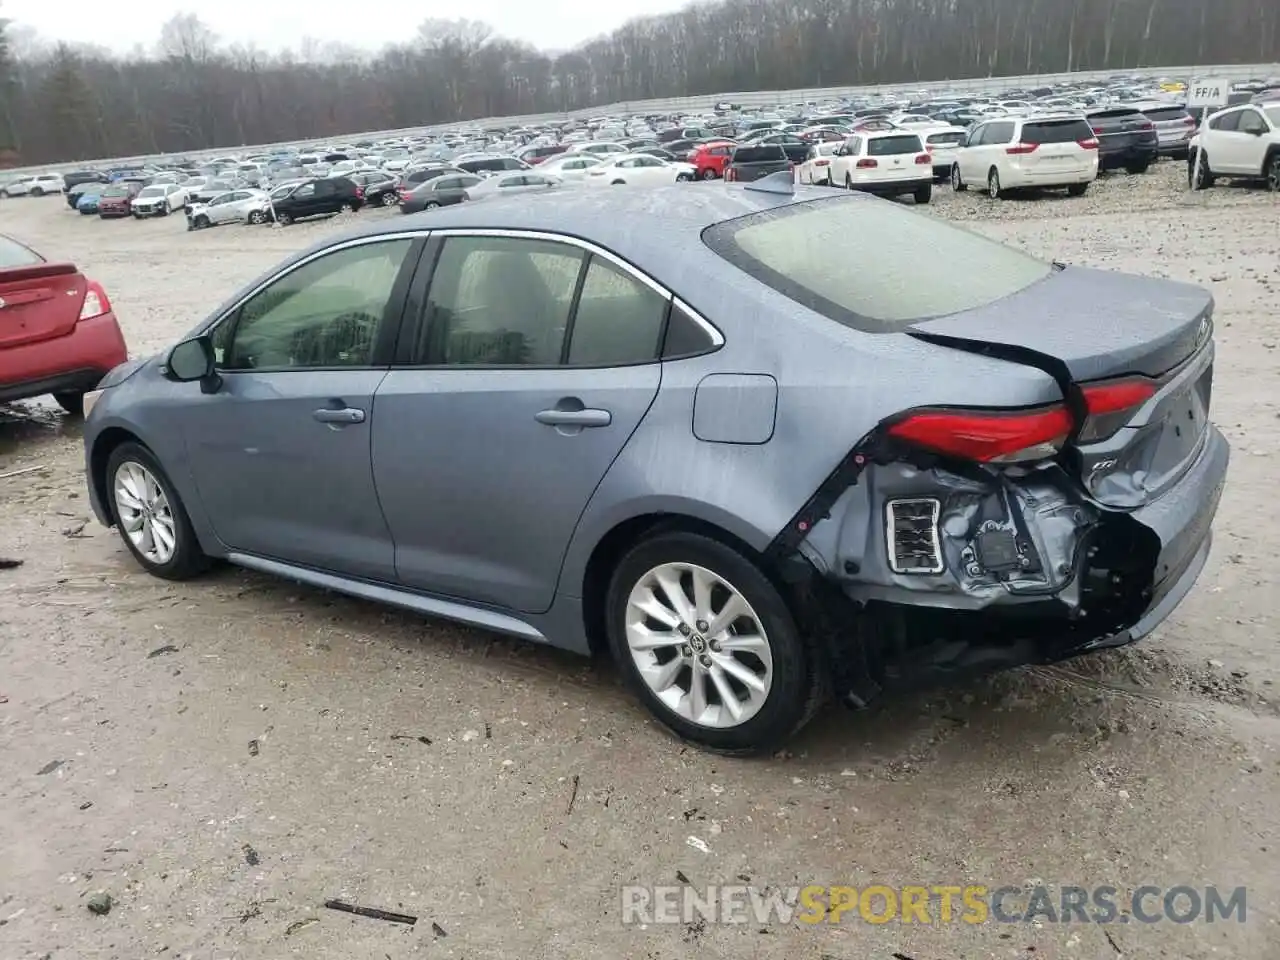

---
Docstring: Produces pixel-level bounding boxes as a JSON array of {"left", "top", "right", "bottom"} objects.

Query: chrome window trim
[{"left": 426, "top": 227, "right": 725, "bottom": 348}]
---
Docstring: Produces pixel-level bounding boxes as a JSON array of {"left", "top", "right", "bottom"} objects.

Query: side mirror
[{"left": 166, "top": 336, "right": 220, "bottom": 392}]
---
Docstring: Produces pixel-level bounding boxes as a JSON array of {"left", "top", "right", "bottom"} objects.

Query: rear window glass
[
  {"left": 926, "top": 131, "right": 966, "bottom": 145},
  {"left": 1021, "top": 119, "right": 1093, "bottom": 143},
  {"left": 703, "top": 197, "right": 1052, "bottom": 332},
  {"left": 1263, "top": 105, "right": 1280, "bottom": 125},
  {"left": 731, "top": 145, "right": 787, "bottom": 163},
  {"left": 0, "top": 235, "right": 44, "bottom": 268},
  {"left": 867, "top": 135, "right": 923, "bottom": 155},
  {"left": 1088, "top": 108, "right": 1142, "bottom": 120},
  {"left": 1142, "top": 107, "right": 1189, "bottom": 122}
]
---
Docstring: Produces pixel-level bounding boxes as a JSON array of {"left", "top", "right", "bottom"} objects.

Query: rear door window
[
  {"left": 1209, "top": 110, "right": 1241, "bottom": 131},
  {"left": 981, "top": 122, "right": 1016, "bottom": 145},
  {"left": 867, "top": 135, "right": 923, "bottom": 155},
  {"left": 703, "top": 196, "right": 1052, "bottom": 332},
  {"left": 1142, "top": 107, "right": 1190, "bottom": 122},
  {"left": 926, "top": 131, "right": 966, "bottom": 146}
]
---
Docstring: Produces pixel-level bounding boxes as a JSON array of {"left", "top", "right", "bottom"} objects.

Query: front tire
[
  {"left": 605, "top": 531, "right": 824, "bottom": 754},
  {"left": 1067, "top": 182, "right": 1089, "bottom": 197},
  {"left": 951, "top": 165, "right": 967, "bottom": 191},
  {"left": 701, "top": 168, "right": 717, "bottom": 181},
  {"left": 1267, "top": 154, "right": 1280, "bottom": 193},
  {"left": 31, "top": 187, "right": 43, "bottom": 197},
  {"left": 248, "top": 210, "right": 266, "bottom": 224},
  {"left": 193, "top": 214, "right": 210, "bottom": 229},
  {"left": 1189, "top": 151, "right": 1215, "bottom": 190},
  {"left": 106, "top": 442, "right": 210, "bottom": 581}
]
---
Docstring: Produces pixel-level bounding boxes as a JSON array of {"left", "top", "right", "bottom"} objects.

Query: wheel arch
[
  {"left": 579, "top": 510, "right": 781, "bottom": 658},
  {"left": 1264, "top": 143, "right": 1280, "bottom": 176},
  {"left": 89, "top": 426, "right": 146, "bottom": 524}
]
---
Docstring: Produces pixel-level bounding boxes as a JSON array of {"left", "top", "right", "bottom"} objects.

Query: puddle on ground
[{"left": 0, "top": 399, "right": 82, "bottom": 454}]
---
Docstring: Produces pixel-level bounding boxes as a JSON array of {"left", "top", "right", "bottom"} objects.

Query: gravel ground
[{"left": 2, "top": 162, "right": 1280, "bottom": 960}]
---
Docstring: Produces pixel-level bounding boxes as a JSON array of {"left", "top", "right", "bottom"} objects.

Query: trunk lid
[
  {"left": 908, "top": 265, "right": 1215, "bottom": 507},
  {"left": 0, "top": 262, "right": 86, "bottom": 349},
  {"left": 908, "top": 265, "right": 1211, "bottom": 381}
]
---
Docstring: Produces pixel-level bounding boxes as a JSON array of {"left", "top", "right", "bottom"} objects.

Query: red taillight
[
  {"left": 856, "top": 158, "right": 877, "bottom": 168},
  {"left": 1077, "top": 378, "right": 1158, "bottom": 443},
  {"left": 79, "top": 280, "right": 111, "bottom": 321},
  {"left": 1090, "top": 126, "right": 1102, "bottom": 135},
  {"left": 1077, "top": 138, "right": 1100, "bottom": 150},
  {"left": 354, "top": 187, "right": 364, "bottom": 198},
  {"left": 815, "top": 159, "right": 830, "bottom": 166},
  {"left": 1005, "top": 142, "right": 1038, "bottom": 155},
  {"left": 887, "top": 406, "right": 1073, "bottom": 464},
  {"left": 1138, "top": 120, "right": 1154, "bottom": 130},
  {"left": 915, "top": 153, "right": 931, "bottom": 165}
]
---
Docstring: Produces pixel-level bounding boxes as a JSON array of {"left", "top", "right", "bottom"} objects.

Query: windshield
[
  {"left": 102, "top": 185, "right": 131, "bottom": 197},
  {"left": 139, "top": 186, "right": 164, "bottom": 197},
  {"left": 703, "top": 196, "right": 1052, "bottom": 331}
]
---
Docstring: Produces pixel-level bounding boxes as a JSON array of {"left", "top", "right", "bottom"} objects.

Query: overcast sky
[{"left": 4, "top": 0, "right": 691, "bottom": 54}]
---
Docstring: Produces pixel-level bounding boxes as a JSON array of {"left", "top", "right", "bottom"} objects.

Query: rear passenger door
[{"left": 371, "top": 231, "right": 668, "bottom": 613}]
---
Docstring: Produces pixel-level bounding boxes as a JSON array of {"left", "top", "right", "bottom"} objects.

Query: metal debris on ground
[
  {"left": 431, "top": 921, "right": 447, "bottom": 937},
  {"left": 323, "top": 899, "right": 418, "bottom": 926},
  {"left": 285, "top": 917, "right": 319, "bottom": 936},
  {"left": 247, "top": 739, "right": 260, "bottom": 757},
  {"left": 0, "top": 559, "right": 22, "bottom": 570},
  {"left": 148, "top": 645, "right": 179, "bottom": 658},
  {"left": 390, "top": 734, "right": 432, "bottom": 745},
  {"left": 566, "top": 774, "right": 580, "bottom": 814},
  {"left": 86, "top": 892, "right": 113, "bottom": 915},
  {"left": 36, "top": 760, "right": 65, "bottom": 776},
  {"left": 0, "top": 465, "right": 46, "bottom": 480},
  {"left": 242, "top": 844, "right": 260, "bottom": 866}
]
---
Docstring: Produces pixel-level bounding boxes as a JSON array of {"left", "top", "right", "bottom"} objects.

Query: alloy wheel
[
  {"left": 624, "top": 562, "right": 773, "bottom": 729},
  {"left": 988, "top": 170, "right": 1001, "bottom": 199},
  {"left": 1269, "top": 157, "right": 1280, "bottom": 193},
  {"left": 113, "top": 461, "right": 178, "bottom": 566}
]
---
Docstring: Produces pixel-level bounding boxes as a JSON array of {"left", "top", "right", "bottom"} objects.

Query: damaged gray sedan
[{"left": 81, "top": 177, "right": 1228, "bottom": 754}]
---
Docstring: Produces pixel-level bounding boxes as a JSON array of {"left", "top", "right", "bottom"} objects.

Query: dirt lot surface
[{"left": 2, "top": 165, "right": 1279, "bottom": 960}]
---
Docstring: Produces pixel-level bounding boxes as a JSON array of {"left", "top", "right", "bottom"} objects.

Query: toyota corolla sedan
[{"left": 80, "top": 178, "right": 1229, "bottom": 753}]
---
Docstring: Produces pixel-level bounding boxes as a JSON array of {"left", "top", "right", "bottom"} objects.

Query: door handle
[
  {"left": 313, "top": 407, "right": 365, "bottom": 424},
  {"left": 535, "top": 408, "right": 611, "bottom": 428}
]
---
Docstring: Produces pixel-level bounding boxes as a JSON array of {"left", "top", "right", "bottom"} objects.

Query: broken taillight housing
[
  {"left": 887, "top": 405, "right": 1073, "bottom": 463},
  {"left": 1076, "top": 377, "right": 1158, "bottom": 443}
]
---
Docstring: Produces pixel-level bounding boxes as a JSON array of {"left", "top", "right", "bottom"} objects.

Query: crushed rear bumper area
[{"left": 776, "top": 425, "right": 1229, "bottom": 708}]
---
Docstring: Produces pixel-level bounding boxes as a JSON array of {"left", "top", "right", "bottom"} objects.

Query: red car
[
  {"left": 97, "top": 180, "right": 143, "bottom": 218},
  {"left": 690, "top": 140, "right": 738, "bottom": 180},
  {"left": 0, "top": 235, "right": 127, "bottom": 415}
]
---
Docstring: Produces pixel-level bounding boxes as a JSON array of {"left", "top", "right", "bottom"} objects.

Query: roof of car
[{"left": 329, "top": 184, "right": 850, "bottom": 276}]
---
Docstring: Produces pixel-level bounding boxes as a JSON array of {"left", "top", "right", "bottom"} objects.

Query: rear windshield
[
  {"left": 703, "top": 197, "right": 1052, "bottom": 332},
  {"left": 1142, "top": 107, "right": 1189, "bottom": 122},
  {"left": 1263, "top": 105, "right": 1280, "bottom": 125},
  {"left": 1088, "top": 108, "right": 1142, "bottom": 120},
  {"left": 867, "top": 135, "right": 923, "bottom": 155},
  {"left": 1021, "top": 119, "right": 1093, "bottom": 143},
  {"left": 0, "top": 235, "right": 44, "bottom": 269},
  {"left": 731, "top": 145, "right": 787, "bottom": 162},
  {"left": 926, "top": 131, "right": 966, "bottom": 145}
]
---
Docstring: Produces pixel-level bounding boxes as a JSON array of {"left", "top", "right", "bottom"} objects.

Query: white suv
[
  {"left": 950, "top": 115, "right": 1099, "bottom": 199},
  {"left": 1, "top": 173, "right": 65, "bottom": 197},
  {"left": 1188, "top": 103, "right": 1280, "bottom": 192},
  {"left": 827, "top": 130, "right": 933, "bottom": 203}
]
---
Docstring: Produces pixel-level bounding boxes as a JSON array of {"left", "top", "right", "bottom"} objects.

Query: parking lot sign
[{"left": 1186, "top": 79, "right": 1229, "bottom": 108}]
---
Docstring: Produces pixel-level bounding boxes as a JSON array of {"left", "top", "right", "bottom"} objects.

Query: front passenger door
[{"left": 372, "top": 232, "right": 667, "bottom": 613}]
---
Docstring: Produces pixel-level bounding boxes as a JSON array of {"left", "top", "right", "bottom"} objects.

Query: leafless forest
[{"left": 0, "top": 0, "right": 1277, "bottom": 165}]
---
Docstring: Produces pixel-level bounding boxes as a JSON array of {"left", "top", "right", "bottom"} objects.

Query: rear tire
[
  {"left": 423, "top": 200, "right": 440, "bottom": 209},
  {"left": 31, "top": 187, "right": 43, "bottom": 197},
  {"left": 275, "top": 211, "right": 293, "bottom": 225},
  {"left": 987, "top": 168, "right": 1004, "bottom": 199},
  {"left": 1067, "top": 182, "right": 1089, "bottom": 197},
  {"left": 53, "top": 392, "right": 84, "bottom": 417},
  {"left": 605, "top": 530, "right": 825, "bottom": 754},
  {"left": 1125, "top": 160, "right": 1150, "bottom": 174},
  {"left": 701, "top": 168, "right": 717, "bottom": 180},
  {"left": 1267, "top": 154, "right": 1280, "bottom": 193},
  {"left": 913, "top": 184, "right": 932, "bottom": 204},
  {"left": 106, "top": 442, "right": 210, "bottom": 581},
  {"left": 380, "top": 191, "right": 397, "bottom": 206}
]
